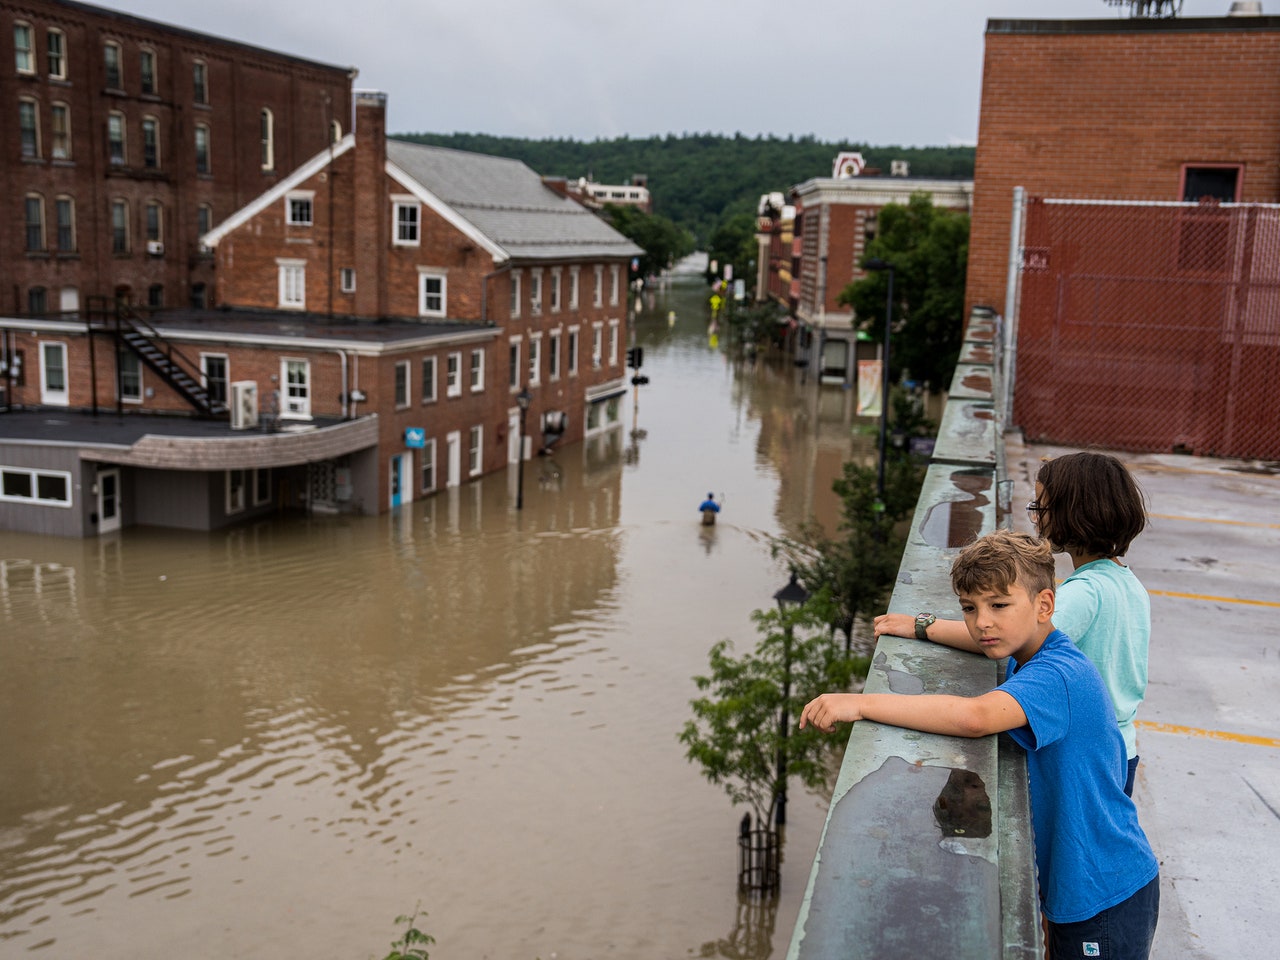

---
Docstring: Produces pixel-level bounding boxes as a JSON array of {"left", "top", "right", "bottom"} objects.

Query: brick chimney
[{"left": 352, "top": 90, "right": 388, "bottom": 318}]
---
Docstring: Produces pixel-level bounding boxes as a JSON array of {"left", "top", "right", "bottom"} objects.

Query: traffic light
[{"left": 626, "top": 347, "right": 644, "bottom": 369}]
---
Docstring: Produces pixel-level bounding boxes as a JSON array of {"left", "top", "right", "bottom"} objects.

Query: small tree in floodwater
[{"left": 679, "top": 592, "right": 869, "bottom": 830}]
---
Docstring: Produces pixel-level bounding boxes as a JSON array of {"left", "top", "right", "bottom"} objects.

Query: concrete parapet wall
[{"left": 788, "top": 312, "right": 1039, "bottom": 958}]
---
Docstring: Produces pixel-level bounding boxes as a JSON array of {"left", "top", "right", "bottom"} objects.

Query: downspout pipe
[{"left": 332, "top": 349, "right": 349, "bottom": 418}]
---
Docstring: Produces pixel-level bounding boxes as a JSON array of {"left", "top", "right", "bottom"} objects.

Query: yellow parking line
[
  {"left": 1149, "top": 512, "right": 1280, "bottom": 531},
  {"left": 1136, "top": 720, "right": 1280, "bottom": 750},
  {"left": 1149, "top": 589, "right": 1280, "bottom": 608}
]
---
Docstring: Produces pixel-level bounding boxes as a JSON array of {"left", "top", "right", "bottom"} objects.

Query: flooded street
[{"left": 1, "top": 274, "right": 879, "bottom": 959}]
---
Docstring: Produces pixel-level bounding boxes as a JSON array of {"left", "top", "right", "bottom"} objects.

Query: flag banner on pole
[{"left": 857, "top": 359, "right": 882, "bottom": 417}]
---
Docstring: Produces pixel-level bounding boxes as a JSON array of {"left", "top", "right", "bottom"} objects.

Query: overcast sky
[{"left": 103, "top": 0, "right": 1248, "bottom": 146}]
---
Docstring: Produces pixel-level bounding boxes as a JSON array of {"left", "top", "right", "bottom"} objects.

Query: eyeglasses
[{"left": 1026, "top": 500, "right": 1043, "bottom": 520}]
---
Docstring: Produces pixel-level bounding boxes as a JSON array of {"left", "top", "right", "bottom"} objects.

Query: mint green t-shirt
[{"left": 1052, "top": 559, "right": 1151, "bottom": 760}]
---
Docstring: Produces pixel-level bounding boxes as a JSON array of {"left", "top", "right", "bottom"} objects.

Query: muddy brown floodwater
[{"left": 0, "top": 273, "right": 881, "bottom": 959}]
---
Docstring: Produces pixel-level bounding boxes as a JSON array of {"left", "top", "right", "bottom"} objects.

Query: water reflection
[{"left": 1, "top": 275, "right": 883, "bottom": 959}]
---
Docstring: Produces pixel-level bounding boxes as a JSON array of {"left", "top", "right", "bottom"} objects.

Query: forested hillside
[{"left": 393, "top": 131, "right": 974, "bottom": 245}]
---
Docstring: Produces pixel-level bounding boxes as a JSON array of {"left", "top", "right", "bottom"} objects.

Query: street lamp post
[
  {"left": 515, "top": 385, "right": 532, "bottom": 510},
  {"left": 773, "top": 569, "right": 810, "bottom": 827},
  {"left": 864, "top": 258, "right": 896, "bottom": 506}
]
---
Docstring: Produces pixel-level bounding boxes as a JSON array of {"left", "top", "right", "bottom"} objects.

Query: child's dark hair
[
  {"left": 951, "top": 529, "right": 1055, "bottom": 599},
  {"left": 1035, "top": 452, "right": 1147, "bottom": 557}
]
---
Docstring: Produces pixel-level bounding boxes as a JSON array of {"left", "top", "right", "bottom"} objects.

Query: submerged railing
[{"left": 786, "top": 308, "right": 1042, "bottom": 959}]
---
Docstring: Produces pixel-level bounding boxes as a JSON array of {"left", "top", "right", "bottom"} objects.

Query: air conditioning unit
[
  {"left": 230, "top": 380, "right": 259, "bottom": 430},
  {"left": 146, "top": 240, "right": 164, "bottom": 256}
]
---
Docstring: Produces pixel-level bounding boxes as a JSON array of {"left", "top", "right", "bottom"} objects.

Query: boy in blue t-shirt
[{"left": 800, "top": 529, "right": 1159, "bottom": 959}]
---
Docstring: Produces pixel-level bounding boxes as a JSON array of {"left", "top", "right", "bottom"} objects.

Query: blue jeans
[{"left": 1047, "top": 874, "right": 1159, "bottom": 960}]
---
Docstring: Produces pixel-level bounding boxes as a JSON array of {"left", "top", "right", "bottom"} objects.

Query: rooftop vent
[{"left": 1228, "top": 1, "right": 1263, "bottom": 14}]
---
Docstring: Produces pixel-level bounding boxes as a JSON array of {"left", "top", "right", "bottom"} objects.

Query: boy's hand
[
  {"left": 873, "top": 613, "right": 913, "bottom": 638},
  {"left": 799, "top": 694, "right": 863, "bottom": 733}
]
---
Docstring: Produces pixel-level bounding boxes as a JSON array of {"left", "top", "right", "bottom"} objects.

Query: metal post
[
  {"left": 777, "top": 622, "right": 791, "bottom": 826},
  {"left": 1002, "top": 185, "right": 1026, "bottom": 425},
  {"left": 876, "top": 265, "right": 894, "bottom": 503},
  {"left": 516, "top": 405, "right": 528, "bottom": 510}
]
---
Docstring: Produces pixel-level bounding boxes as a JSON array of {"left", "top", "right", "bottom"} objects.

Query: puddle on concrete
[
  {"left": 919, "top": 470, "right": 992, "bottom": 548},
  {"left": 933, "top": 768, "right": 993, "bottom": 838}
]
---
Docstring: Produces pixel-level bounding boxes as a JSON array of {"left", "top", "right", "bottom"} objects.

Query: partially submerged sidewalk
[{"left": 1004, "top": 432, "right": 1280, "bottom": 960}]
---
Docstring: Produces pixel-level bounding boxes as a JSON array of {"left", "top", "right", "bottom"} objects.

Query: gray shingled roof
[{"left": 386, "top": 140, "right": 642, "bottom": 262}]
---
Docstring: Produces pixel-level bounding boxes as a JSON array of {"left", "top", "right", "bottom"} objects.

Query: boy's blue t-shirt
[{"left": 1001, "top": 629, "right": 1159, "bottom": 924}]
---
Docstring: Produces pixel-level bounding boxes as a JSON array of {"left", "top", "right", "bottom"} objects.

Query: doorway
[{"left": 97, "top": 468, "right": 121, "bottom": 534}]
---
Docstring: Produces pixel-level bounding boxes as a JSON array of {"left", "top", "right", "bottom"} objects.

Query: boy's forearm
[{"left": 857, "top": 693, "right": 992, "bottom": 738}]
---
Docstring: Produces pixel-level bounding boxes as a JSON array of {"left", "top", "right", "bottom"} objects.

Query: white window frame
[
  {"left": 610, "top": 264, "right": 621, "bottom": 306},
  {"left": 593, "top": 265, "right": 604, "bottom": 307},
  {"left": 510, "top": 269, "right": 522, "bottom": 318},
  {"left": 139, "top": 48, "right": 155, "bottom": 95},
  {"left": 508, "top": 337, "right": 521, "bottom": 391},
  {"left": 141, "top": 115, "right": 160, "bottom": 169},
  {"left": 592, "top": 322, "right": 603, "bottom": 368},
  {"left": 608, "top": 319, "right": 620, "bottom": 366},
  {"left": 568, "top": 325, "right": 580, "bottom": 377},
  {"left": 39, "top": 341, "right": 68, "bottom": 405},
  {"left": 194, "top": 123, "right": 210, "bottom": 174},
  {"left": 281, "top": 358, "right": 311, "bottom": 418},
  {"left": 446, "top": 351, "right": 462, "bottom": 398},
  {"left": 0, "top": 466, "right": 73, "bottom": 507},
  {"left": 528, "top": 333, "right": 542, "bottom": 386},
  {"left": 420, "top": 437, "right": 437, "bottom": 493},
  {"left": 193, "top": 60, "right": 208, "bottom": 104},
  {"left": 286, "top": 191, "right": 315, "bottom": 226},
  {"left": 111, "top": 198, "right": 129, "bottom": 254},
  {"left": 14, "top": 22, "right": 34, "bottom": 75},
  {"left": 103, "top": 40, "right": 122, "bottom": 89},
  {"left": 569, "top": 266, "right": 580, "bottom": 309},
  {"left": 47, "top": 29, "right": 66, "bottom": 80},
  {"left": 530, "top": 269, "right": 543, "bottom": 315},
  {"left": 24, "top": 193, "right": 45, "bottom": 253},
  {"left": 418, "top": 270, "right": 446, "bottom": 317},
  {"left": 19, "top": 98, "right": 40, "bottom": 159},
  {"left": 340, "top": 267, "right": 355, "bottom": 293},
  {"left": 260, "top": 107, "right": 275, "bottom": 171},
  {"left": 277, "top": 258, "right": 306, "bottom": 310},
  {"left": 50, "top": 102, "right": 70, "bottom": 160},
  {"left": 393, "top": 197, "right": 420, "bottom": 246},
  {"left": 469, "top": 348, "right": 484, "bottom": 393},
  {"left": 55, "top": 195, "right": 75, "bottom": 253},
  {"left": 201, "top": 353, "right": 229, "bottom": 407},
  {"left": 117, "top": 346, "right": 143, "bottom": 403},
  {"left": 107, "top": 111, "right": 126, "bottom": 166},
  {"left": 145, "top": 199, "right": 163, "bottom": 244},
  {"left": 550, "top": 268, "right": 562, "bottom": 313},
  {"left": 468, "top": 425, "right": 483, "bottom": 477},
  {"left": 421, "top": 355, "right": 437, "bottom": 404},
  {"left": 549, "top": 330, "right": 562, "bottom": 382},
  {"left": 394, "top": 359, "right": 411, "bottom": 408}
]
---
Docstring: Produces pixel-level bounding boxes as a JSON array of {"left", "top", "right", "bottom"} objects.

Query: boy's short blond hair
[{"left": 951, "top": 529, "right": 1055, "bottom": 598}]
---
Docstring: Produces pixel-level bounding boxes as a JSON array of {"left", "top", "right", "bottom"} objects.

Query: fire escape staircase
[{"left": 88, "top": 297, "right": 228, "bottom": 419}]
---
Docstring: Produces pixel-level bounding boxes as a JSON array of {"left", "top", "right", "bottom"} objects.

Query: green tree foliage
[
  {"left": 392, "top": 132, "right": 973, "bottom": 247},
  {"left": 680, "top": 595, "right": 868, "bottom": 828},
  {"left": 837, "top": 193, "right": 970, "bottom": 390},
  {"left": 776, "top": 391, "right": 932, "bottom": 648},
  {"left": 600, "top": 204, "right": 694, "bottom": 277},
  {"left": 706, "top": 212, "right": 760, "bottom": 293}
]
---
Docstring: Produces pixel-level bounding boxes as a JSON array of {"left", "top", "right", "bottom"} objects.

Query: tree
[
  {"left": 706, "top": 211, "right": 760, "bottom": 295},
  {"left": 774, "top": 391, "right": 932, "bottom": 649},
  {"left": 679, "top": 594, "right": 867, "bottom": 829},
  {"left": 600, "top": 204, "right": 694, "bottom": 279},
  {"left": 837, "top": 192, "right": 970, "bottom": 390}
]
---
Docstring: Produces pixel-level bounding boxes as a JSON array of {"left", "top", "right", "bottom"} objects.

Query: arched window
[
  {"left": 47, "top": 29, "right": 66, "bottom": 79},
  {"left": 141, "top": 116, "right": 160, "bottom": 168},
  {"left": 18, "top": 98, "right": 39, "bottom": 158},
  {"left": 107, "top": 111, "right": 126, "bottom": 166},
  {"left": 14, "top": 22, "right": 34, "bottom": 74},
  {"left": 103, "top": 41, "right": 122, "bottom": 89},
  {"left": 50, "top": 102, "right": 70, "bottom": 159},
  {"left": 24, "top": 194, "right": 45, "bottom": 252},
  {"left": 194, "top": 123, "right": 210, "bottom": 174}
]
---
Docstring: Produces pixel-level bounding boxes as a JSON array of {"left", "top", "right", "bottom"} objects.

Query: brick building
[
  {"left": 968, "top": 13, "right": 1280, "bottom": 459},
  {"left": 0, "top": 91, "right": 640, "bottom": 536},
  {"left": 758, "top": 154, "right": 973, "bottom": 387},
  {"left": 3, "top": 0, "right": 353, "bottom": 317}
]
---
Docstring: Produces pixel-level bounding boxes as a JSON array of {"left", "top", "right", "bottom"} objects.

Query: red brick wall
[
  {"left": 966, "top": 19, "right": 1280, "bottom": 315},
  {"left": 2, "top": 0, "right": 351, "bottom": 313}
]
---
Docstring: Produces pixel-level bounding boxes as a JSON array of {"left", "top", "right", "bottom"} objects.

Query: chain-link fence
[{"left": 1012, "top": 198, "right": 1280, "bottom": 461}]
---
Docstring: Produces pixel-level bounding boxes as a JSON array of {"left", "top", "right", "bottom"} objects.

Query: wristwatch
[{"left": 915, "top": 612, "right": 936, "bottom": 640}]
